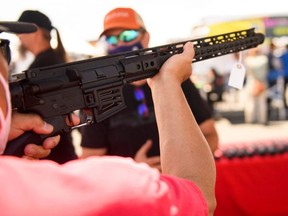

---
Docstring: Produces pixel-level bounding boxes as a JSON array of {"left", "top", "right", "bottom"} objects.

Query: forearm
[
  {"left": 151, "top": 79, "right": 215, "bottom": 176},
  {"left": 200, "top": 119, "right": 219, "bottom": 153},
  {"left": 80, "top": 147, "right": 107, "bottom": 159},
  {"left": 205, "top": 133, "right": 219, "bottom": 154},
  {"left": 150, "top": 78, "right": 216, "bottom": 211},
  {"left": 147, "top": 42, "right": 216, "bottom": 213}
]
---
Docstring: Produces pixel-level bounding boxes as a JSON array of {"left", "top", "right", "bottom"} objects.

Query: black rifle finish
[{"left": 4, "top": 28, "right": 264, "bottom": 156}]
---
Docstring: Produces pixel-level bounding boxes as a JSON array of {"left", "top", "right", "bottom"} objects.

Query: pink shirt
[
  {"left": 0, "top": 70, "right": 207, "bottom": 215},
  {"left": 0, "top": 73, "right": 11, "bottom": 154},
  {"left": 0, "top": 156, "right": 208, "bottom": 216}
]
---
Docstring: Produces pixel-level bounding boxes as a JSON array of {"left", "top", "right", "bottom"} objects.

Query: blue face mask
[{"left": 108, "top": 41, "right": 144, "bottom": 55}]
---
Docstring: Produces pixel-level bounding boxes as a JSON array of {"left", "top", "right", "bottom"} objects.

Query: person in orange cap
[
  {"left": 80, "top": 7, "right": 219, "bottom": 167},
  {"left": 99, "top": 7, "right": 149, "bottom": 55}
]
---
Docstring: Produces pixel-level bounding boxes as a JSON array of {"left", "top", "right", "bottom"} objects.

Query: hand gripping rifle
[{"left": 4, "top": 28, "right": 264, "bottom": 156}]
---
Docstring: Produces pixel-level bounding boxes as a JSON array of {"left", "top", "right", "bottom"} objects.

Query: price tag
[{"left": 228, "top": 52, "right": 246, "bottom": 89}]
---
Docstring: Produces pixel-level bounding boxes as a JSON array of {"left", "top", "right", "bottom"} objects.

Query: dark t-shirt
[
  {"left": 19, "top": 49, "right": 77, "bottom": 164},
  {"left": 29, "top": 48, "right": 64, "bottom": 69},
  {"left": 80, "top": 79, "right": 212, "bottom": 157}
]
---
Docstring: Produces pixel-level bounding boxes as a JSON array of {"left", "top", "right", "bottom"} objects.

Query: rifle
[{"left": 4, "top": 28, "right": 264, "bottom": 156}]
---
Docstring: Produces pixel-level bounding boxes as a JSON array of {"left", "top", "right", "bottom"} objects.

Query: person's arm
[
  {"left": 182, "top": 79, "right": 219, "bottom": 153},
  {"left": 134, "top": 139, "right": 161, "bottom": 171},
  {"left": 80, "top": 147, "right": 108, "bottom": 158},
  {"left": 199, "top": 118, "right": 219, "bottom": 153},
  {"left": 147, "top": 42, "right": 216, "bottom": 214}
]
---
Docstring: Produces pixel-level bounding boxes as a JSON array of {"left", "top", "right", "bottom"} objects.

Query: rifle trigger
[{"left": 71, "top": 115, "right": 93, "bottom": 130}]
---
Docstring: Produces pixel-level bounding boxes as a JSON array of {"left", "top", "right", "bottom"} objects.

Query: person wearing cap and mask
[
  {"left": 80, "top": 7, "right": 219, "bottom": 169},
  {"left": 0, "top": 21, "right": 75, "bottom": 159},
  {"left": 0, "top": 21, "right": 216, "bottom": 215},
  {"left": 7, "top": 10, "right": 77, "bottom": 164}
]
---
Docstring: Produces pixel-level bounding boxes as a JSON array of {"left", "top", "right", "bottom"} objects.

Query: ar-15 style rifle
[{"left": 4, "top": 28, "right": 264, "bottom": 156}]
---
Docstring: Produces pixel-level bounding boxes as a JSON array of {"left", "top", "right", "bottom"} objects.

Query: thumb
[
  {"left": 183, "top": 42, "right": 195, "bottom": 60},
  {"left": 32, "top": 121, "right": 54, "bottom": 134},
  {"left": 9, "top": 112, "right": 54, "bottom": 141},
  {"left": 15, "top": 112, "right": 54, "bottom": 134}
]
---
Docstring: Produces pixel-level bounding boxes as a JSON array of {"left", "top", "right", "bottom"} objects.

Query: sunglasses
[
  {"left": 105, "top": 30, "right": 141, "bottom": 46},
  {"left": 0, "top": 39, "right": 11, "bottom": 65},
  {"left": 134, "top": 87, "right": 149, "bottom": 119}
]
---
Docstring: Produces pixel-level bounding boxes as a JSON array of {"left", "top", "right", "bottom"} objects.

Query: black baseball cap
[
  {"left": 0, "top": 21, "right": 38, "bottom": 34},
  {"left": 18, "top": 10, "right": 53, "bottom": 32}
]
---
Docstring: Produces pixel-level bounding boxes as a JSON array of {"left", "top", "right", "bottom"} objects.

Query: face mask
[{"left": 108, "top": 41, "right": 144, "bottom": 55}]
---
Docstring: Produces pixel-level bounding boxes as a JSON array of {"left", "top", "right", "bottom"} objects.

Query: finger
[
  {"left": 33, "top": 121, "right": 54, "bottom": 134},
  {"left": 146, "top": 156, "right": 161, "bottom": 166},
  {"left": 17, "top": 112, "right": 54, "bottom": 134},
  {"left": 137, "top": 139, "right": 153, "bottom": 156},
  {"left": 151, "top": 164, "right": 162, "bottom": 172},
  {"left": 23, "top": 144, "right": 51, "bottom": 159},
  {"left": 66, "top": 113, "right": 81, "bottom": 126},
  {"left": 183, "top": 42, "right": 195, "bottom": 59},
  {"left": 22, "top": 155, "right": 39, "bottom": 160},
  {"left": 21, "top": 114, "right": 53, "bottom": 134},
  {"left": 9, "top": 112, "right": 54, "bottom": 141},
  {"left": 42, "top": 135, "right": 60, "bottom": 150}
]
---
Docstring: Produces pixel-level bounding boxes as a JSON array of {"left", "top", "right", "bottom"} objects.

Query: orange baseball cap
[{"left": 99, "top": 7, "right": 146, "bottom": 37}]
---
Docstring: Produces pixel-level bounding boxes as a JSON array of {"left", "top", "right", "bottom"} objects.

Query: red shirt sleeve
[
  {"left": 160, "top": 174, "right": 208, "bottom": 215},
  {"left": 0, "top": 156, "right": 208, "bottom": 216}
]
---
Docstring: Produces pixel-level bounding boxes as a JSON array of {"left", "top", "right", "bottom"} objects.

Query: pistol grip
[
  {"left": 3, "top": 115, "right": 70, "bottom": 157},
  {"left": 3, "top": 132, "right": 47, "bottom": 157}
]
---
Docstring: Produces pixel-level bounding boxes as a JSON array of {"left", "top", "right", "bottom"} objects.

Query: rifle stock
[{"left": 4, "top": 28, "right": 264, "bottom": 156}]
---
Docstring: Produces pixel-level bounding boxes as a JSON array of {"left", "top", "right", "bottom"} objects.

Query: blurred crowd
[
  {"left": 6, "top": 12, "right": 288, "bottom": 128},
  {"left": 192, "top": 40, "right": 288, "bottom": 124}
]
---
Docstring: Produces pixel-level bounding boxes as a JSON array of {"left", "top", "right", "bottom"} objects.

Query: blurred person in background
[
  {"left": 244, "top": 47, "right": 268, "bottom": 125},
  {"left": 80, "top": 7, "right": 219, "bottom": 168},
  {"left": 205, "top": 67, "right": 225, "bottom": 119},
  {"left": 266, "top": 40, "right": 284, "bottom": 120},
  {"left": 279, "top": 44, "right": 288, "bottom": 110},
  {"left": 7, "top": 10, "right": 77, "bottom": 164},
  {"left": 17, "top": 10, "right": 67, "bottom": 67}
]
